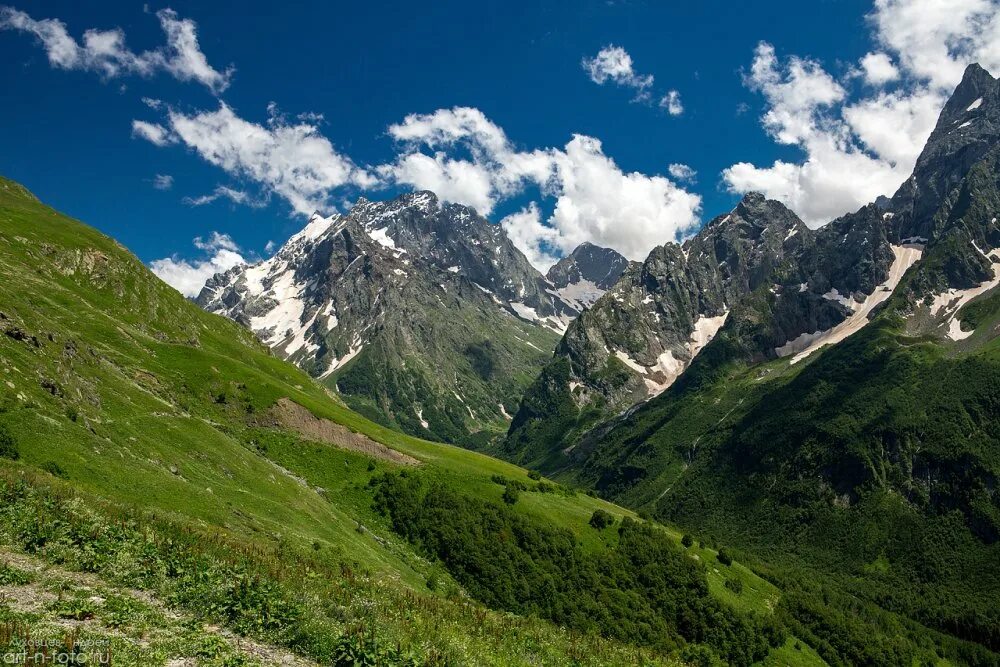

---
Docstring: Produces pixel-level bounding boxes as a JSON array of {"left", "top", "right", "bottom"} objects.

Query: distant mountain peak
[{"left": 545, "top": 242, "right": 629, "bottom": 310}]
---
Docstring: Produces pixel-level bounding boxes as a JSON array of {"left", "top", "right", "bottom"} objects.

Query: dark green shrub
[
  {"left": 681, "top": 534, "right": 694, "bottom": 548},
  {"left": 0, "top": 562, "right": 32, "bottom": 585},
  {"left": 589, "top": 509, "right": 614, "bottom": 530},
  {"left": 0, "top": 424, "right": 18, "bottom": 460},
  {"left": 528, "top": 470, "right": 542, "bottom": 481},
  {"left": 41, "top": 461, "right": 66, "bottom": 478},
  {"left": 502, "top": 485, "right": 519, "bottom": 505},
  {"left": 717, "top": 547, "right": 733, "bottom": 567},
  {"left": 725, "top": 578, "right": 744, "bottom": 595}
]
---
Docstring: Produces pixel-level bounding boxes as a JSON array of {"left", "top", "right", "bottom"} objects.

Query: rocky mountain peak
[
  {"left": 891, "top": 63, "right": 1000, "bottom": 238},
  {"left": 940, "top": 63, "right": 997, "bottom": 122},
  {"left": 546, "top": 243, "right": 629, "bottom": 290},
  {"left": 544, "top": 242, "right": 630, "bottom": 311}
]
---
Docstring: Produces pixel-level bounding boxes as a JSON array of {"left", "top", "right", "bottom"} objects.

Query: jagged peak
[
  {"left": 734, "top": 191, "right": 790, "bottom": 220},
  {"left": 739, "top": 191, "right": 767, "bottom": 206},
  {"left": 937, "top": 63, "right": 998, "bottom": 122},
  {"left": 704, "top": 192, "right": 800, "bottom": 232},
  {"left": 960, "top": 62, "right": 996, "bottom": 87}
]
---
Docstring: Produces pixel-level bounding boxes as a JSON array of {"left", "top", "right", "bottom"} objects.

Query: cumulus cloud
[
  {"left": 382, "top": 106, "right": 701, "bottom": 267},
  {"left": 582, "top": 45, "right": 685, "bottom": 113},
  {"left": 150, "top": 232, "right": 246, "bottom": 297},
  {"left": 151, "top": 174, "right": 173, "bottom": 190},
  {"left": 135, "top": 103, "right": 375, "bottom": 215},
  {"left": 858, "top": 52, "right": 899, "bottom": 85},
  {"left": 870, "top": 0, "right": 1000, "bottom": 90},
  {"left": 723, "top": 0, "right": 1000, "bottom": 227},
  {"left": 660, "top": 90, "right": 684, "bottom": 115},
  {"left": 545, "top": 135, "right": 701, "bottom": 260},
  {"left": 379, "top": 107, "right": 551, "bottom": 215},
  {"left": 500, "top": 204, "right": 562, "bottom": 270},
  {"left": 582, "top": 45, "right": 654, "bottom": 100},
  {"left": 0, "top": 6, "right": 233, "bottom": 92}
]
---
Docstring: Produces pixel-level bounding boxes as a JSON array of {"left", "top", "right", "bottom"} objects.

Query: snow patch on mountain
[
  {"left": 928, "top": 250, "right": 1000, "bottom": 340},
  {"left": 777, "top": 244, "right": 924, "bottom": 362},
  {"left": 550, "top": 279, "right": 604, "bottom": 310}
]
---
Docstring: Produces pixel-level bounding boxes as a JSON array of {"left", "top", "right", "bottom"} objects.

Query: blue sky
[{"left": 2, "top": 0, "right": 998, "bottom": 294}]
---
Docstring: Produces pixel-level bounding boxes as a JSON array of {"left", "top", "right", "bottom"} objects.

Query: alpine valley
[{"left": 2, "top": 22, "right": 1000, "bottom": 667}]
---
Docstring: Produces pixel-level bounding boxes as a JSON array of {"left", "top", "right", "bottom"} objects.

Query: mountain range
[{"left": 198, "top": 191, "right": 627, "bottom": 445}]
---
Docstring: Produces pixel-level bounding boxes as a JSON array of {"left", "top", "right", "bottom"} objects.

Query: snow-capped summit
[{"left": 196, "top": 190, "right": 578, "bottom": 444}]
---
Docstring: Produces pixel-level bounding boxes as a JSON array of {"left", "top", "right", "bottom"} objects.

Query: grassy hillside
[{"left": 0, "top": 177, "right": 816, "bottom": 665}]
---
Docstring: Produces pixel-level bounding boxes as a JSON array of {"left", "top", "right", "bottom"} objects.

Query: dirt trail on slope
[{"left": 269, "top": 398, "right": 421, "bottom": 466}]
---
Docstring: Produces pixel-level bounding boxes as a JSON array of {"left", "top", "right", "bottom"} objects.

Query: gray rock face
[
  {"left": 542, "top": 243, "right": 631, "bottom": 312},
  {"left": 197, "top": 192, "right": 570, "bottom": 444},
  {"left": 349, "top": 192, "right": 578, "bottom": 331},
  {"left": 546, "top": 243, "right": 630, "bottom": 292},
  {"left": 892, "top": 64, "right": 1000, "bottom": 242},
  {"left": 541, "top": 193, "right": 811, "bottom": 411}
]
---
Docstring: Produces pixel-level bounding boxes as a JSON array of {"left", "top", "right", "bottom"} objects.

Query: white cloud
[
  {"left": 136, "top": 103, "right": 375, "bottom": 215},
  {"left": 193, "top": 231, "right": 240, "bottom": 252},
  {"left": 869, "top": 0, "right": 1000, "bottom": 91},
  {"left": 387, "top": 152, "right": 496, "bottom": 213},
  {"left": 0, "top": 6, "right": 232, "bottom": 92},
  {"left": 660, "top": 90, "right": 684, "bottom": 115},
  {"left": 154, "top": 9, "right": 232, "bottom": 92},
  {"left": 380, "top": 107, "right": 552, "bottom": 215},
  {"left": 151, "top": 173, "right": 173, "bottom": 190},
  {"left": 668, "top": 163, "right": 697, "bottom": 183},
  {"left": 138, "top": 102, "right": 698, "bottom": 266},
  {"left": 500, "top": 204, "right": 561, "bottom": 271},
  {"left": 183, "top": 185, "right": 265, "bottom": 208},
  {"left": 150, "top": 232, "right": 246, "bottom": 297},
  {"left": 858, "top": 52, "right": 899, "bottom": 85},
  {"left": 131, "top": 120, "right": 174, "bottom": 146},
  {"left": 382, "top": 106, "right": 701, "bottom": 267},
  {"left": 582, "top": 45, "right": 654, "bottom": 99},
  {"left": 545, "top": 134, "right": 701, "bottom": 260},
  {"left": 745, "top": 43, "right": 846, "bottom": 147},
  {"left": 723, "top": 1, "right": 1000, "bottom": 227},
  {"left": 582, "top": 45, "right": 686, "bottom": 113}
]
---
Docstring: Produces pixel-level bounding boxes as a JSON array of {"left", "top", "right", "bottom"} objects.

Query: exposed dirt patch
[{"left": 269, "top": 398, "right": 420, "bottom": 466}]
